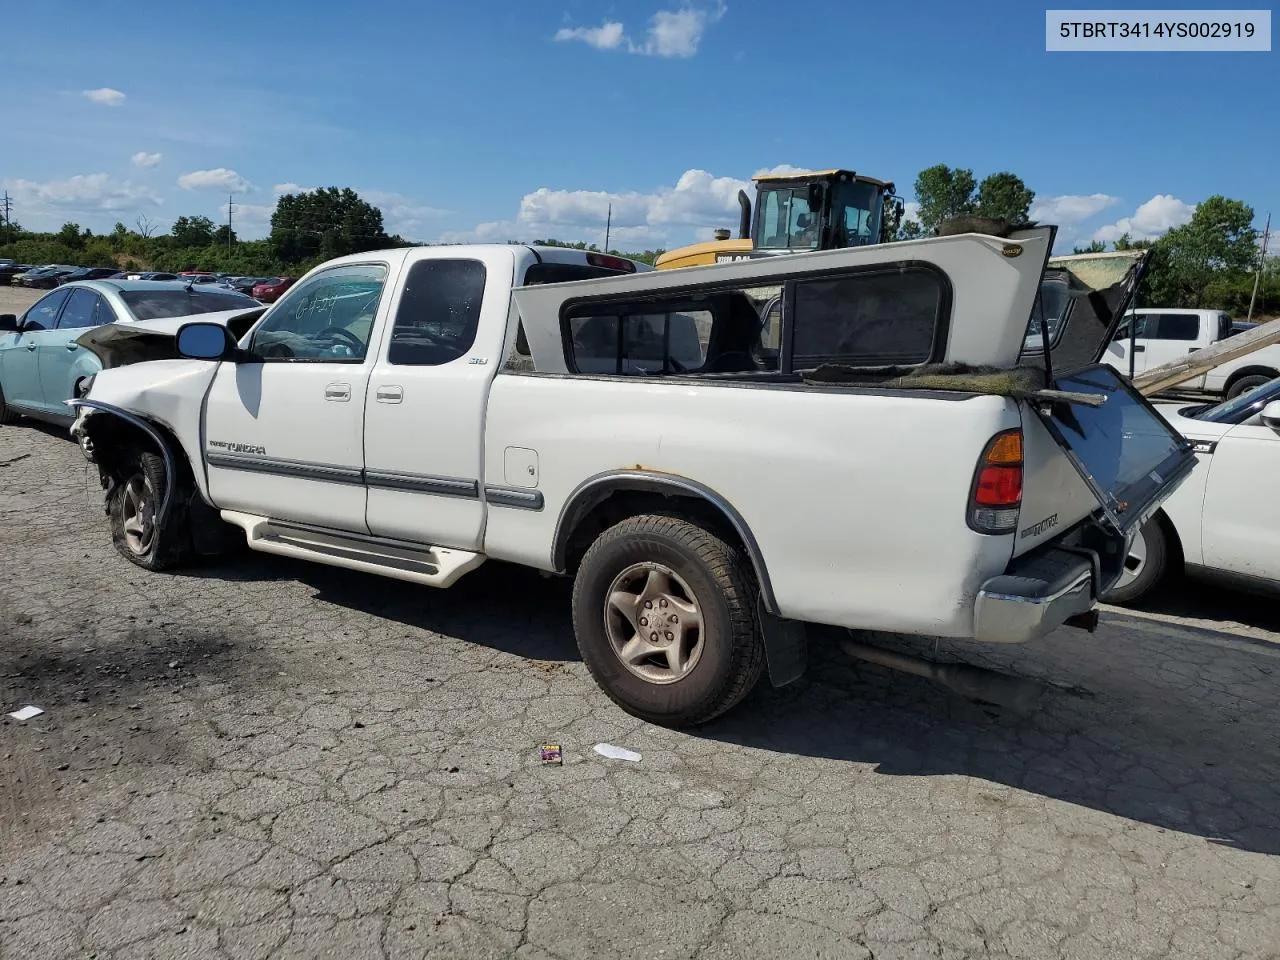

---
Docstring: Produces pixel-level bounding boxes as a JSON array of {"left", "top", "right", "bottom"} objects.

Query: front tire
[
  {"left": 108, "top": 449, "right": 193, "bottom": 571},
  {"left": 1101, "top": 517, "right": 1170, "bottom": 605},
  {"left": 0, "top": 382, "right": 19, "bottom": 425},
  {"left": 571, "top": 514, "right": 765, "bottom": 727}
]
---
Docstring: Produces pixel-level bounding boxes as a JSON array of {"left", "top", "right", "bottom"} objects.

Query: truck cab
[{"left": 1104, "top": 307, "right": 1280, "bottom": 398}]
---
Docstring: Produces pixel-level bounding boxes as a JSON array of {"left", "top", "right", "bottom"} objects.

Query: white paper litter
[
  {"left": 8, "top": 706, "right": 44, "bottom": 722},
  {"left": 593, "top": 743, "right": 642, "bottom": 763}
]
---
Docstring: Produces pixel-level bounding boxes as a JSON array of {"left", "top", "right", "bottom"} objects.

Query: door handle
[
  {"left": 1133, "top": 345, "right": 1145, "bottom": 353},
  {"left": 324, "top": 382, "right": 351, "bottom": 402},
  {"left": 376, "top": 385, "right": 404, "bottom": 404},
  {"left": 26, "top": 343, "right": 36, "bottom": 351},
  {"left": 65, "top": 342, "right": 79, "bottom": 351}
]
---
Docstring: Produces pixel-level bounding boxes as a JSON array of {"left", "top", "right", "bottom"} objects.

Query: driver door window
[{"left": 248, "top": 264, "right": 387, "bottom": 362}]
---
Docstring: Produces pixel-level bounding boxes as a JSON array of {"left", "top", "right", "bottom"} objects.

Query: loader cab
[
  {"left": 753, "top": 172, "right": 892, "bottom": 253},
  {"left": 654, "top": 169, "right": 903, "bottom": 270}
]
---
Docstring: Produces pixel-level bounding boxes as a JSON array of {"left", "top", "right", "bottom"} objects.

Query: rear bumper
[{"left": 973, "top": 546, "right": 1096, "bottom": 644}]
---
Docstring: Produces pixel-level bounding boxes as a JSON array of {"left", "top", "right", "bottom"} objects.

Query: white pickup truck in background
[
  {"left": 1103, "top": 307, "right": 1280, "bottom": 399},
  {"left": 69, "top": 231, "right": 1195, "bottom": 726}
]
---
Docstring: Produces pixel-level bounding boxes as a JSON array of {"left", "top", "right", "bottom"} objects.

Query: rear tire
[
  {"left": 1101, "top": 517, "right": 1170, "bottom": 605},
  {"left": 1225, "top": 374, "right": 1272, "bottom": 400},
  {"left": 108, "top": 449, "right": 193, "bottom": 571},
  {"left": 571, "top": 514, "right": 765, "bottom": 727}
]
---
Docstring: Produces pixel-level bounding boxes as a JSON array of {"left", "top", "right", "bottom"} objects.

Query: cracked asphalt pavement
[{"left": 2, "top": 422, "right": 1279, "bottom": 960}]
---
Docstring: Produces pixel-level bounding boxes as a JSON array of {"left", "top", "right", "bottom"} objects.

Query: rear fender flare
[{"left": 552, "top": 469, "right": 779, "bottom": 614}]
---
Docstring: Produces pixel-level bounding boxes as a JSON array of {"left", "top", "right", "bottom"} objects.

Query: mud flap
[{"left": 758, "top": 597, "right": 807, "bottom": 687}]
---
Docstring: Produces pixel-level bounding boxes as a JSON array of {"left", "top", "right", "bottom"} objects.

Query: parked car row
[{"left": 1, "top": 262, "right": 298, "bottom": 301}]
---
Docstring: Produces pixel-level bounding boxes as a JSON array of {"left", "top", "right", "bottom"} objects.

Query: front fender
[{"left": 72, "top": 358, "right": 222, "bottom": 504}]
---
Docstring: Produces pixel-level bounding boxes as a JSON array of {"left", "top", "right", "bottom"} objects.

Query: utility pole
[
  {"left": 227, "top": 193, "right": 234, "bottom": 253},
  {"left": 1247, "top": 211, "right": 1271, "bottom": 323},
  {"left": 1, "top": 191, "right": 11, "bottom": 230},
  {"left": 603, "top": 203, "right": 611, "bottom": 253}
]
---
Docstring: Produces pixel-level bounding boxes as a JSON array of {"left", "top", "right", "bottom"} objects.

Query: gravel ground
[
  {"left": 0, "top": 285, "right": 43, "bottom": 315},
  {"left": 1, "top": 407, "right": 1279, "bottom": 959}
]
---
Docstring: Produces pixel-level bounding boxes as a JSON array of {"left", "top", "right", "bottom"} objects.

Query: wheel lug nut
[
  {"left": 665, "top": 632, "right": 674, "bottom": 640},
  {"left": 650, "top": 632, "right": 658, "bottom": 641},
  {"left": 644, "top": 601, "right": 652, "bottom": 608},
  {"left": 669, "top": 615, "right": 678, "bottom": 623},
  {"left": 639, "top": 618, "right": 648, "bottom": 626},
  {"left": 659, "top": 599, "right": 667, "bottom": 608}
]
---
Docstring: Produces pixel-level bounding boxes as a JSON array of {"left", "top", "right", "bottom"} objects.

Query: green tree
[
  {"left": 212, "top": 224, "right": 238, "bottom": 248},
  {"left": 975, "top": 172, "right": 1035, "bottom": 223},
  {"left": 57, "top": 222, "right": 84, "bottom": 250},
  {"left": 912, "top": 165, "right": 977, "bottom": 233},
  {"left": 911, "top": 165, "right": 1035, "bottom": 234},
  {"left": 1073, "top": 240, "right": 1108, "bottom": 254},
  {"left": 1113, "top": 233, "right": 1154, "bottom": 251},
  {"left": 1147, "top": 196, "right": 1257, "bottom": 308},
  {"left": 171, "top": 215, "right": 217, "bottom": 248},
  {"left": 270, "top": 187, "right": 389, "bottom": 263}
]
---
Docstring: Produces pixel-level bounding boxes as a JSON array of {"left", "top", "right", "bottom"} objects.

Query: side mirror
[
  {"left": 1260, "top": 400, "right": 1280, "bottom": 430},
  {"left": 0, "top": 313, "right": 18, "bottom": 332},
  {"left": 177, "top": 322, "right": 240, "bottom": 361}
]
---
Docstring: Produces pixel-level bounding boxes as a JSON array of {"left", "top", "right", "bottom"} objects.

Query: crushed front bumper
[{"left": 973, "top": 546, "right": 1097, "bottom": 644}]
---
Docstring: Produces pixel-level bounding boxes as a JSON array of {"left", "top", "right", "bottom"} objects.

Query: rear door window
[
  {"left": 1150, "top": 313, "right": 1200, "bottom": 340},
  {"left": 56, "top": 289, "right": 102, "bottom": 329}
]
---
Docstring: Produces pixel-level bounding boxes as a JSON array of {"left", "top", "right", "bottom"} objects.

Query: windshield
[
  {"left": 119, "top": 289, "right": 260, "bottom": 320},
  {"left": 829, "top": 181, "right": 882, "bottom": 247},
  {"left": 1195, "top": 375, "right": 1280, "bottom": 423}
]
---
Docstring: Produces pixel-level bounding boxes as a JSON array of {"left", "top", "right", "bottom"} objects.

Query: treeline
[{"left": 901, "top": 164, "right": 1279, "bottom": 317}]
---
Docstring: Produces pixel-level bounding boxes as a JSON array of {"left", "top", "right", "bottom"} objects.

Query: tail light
[
  {"left": 968, "top": 428, "right": 1023, "bottom": 534},
  {"left": 586, "top": 252, "right": 636, "bottom": 272}
]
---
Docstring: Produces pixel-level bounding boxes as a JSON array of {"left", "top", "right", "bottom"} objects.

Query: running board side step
[{"left": 220, "top": 511, "right": 486, "bottom": 588}]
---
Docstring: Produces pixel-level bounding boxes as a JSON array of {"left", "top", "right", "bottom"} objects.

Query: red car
[{"left": 251, "top": 276, "right": 297, "bottom": 302}]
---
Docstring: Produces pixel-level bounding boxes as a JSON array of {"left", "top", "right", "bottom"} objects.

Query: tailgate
[{"left": 1032, "top": 364, "right": 1196, "bottom": 535}]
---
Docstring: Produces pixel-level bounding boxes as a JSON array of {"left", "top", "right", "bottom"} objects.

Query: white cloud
[
  {"left": 440, "top": 166, "right": 753, "bottom": 247},
  {"left": 219, "top": 199, "right": 275, "bottom": 240},
  {"left": 554, "top": 3, "right": 725, "bottom": 58},
  {"left": 82, "top": 87, "right": 126, "bottom": 106},
  {"left": 178, "top": 167, "right": 251, "bottom": 192},
  {"left": 1029, "top": 193, "right": 1120, "bottom": 225},
  {"left": 1, "top": 174, "right": 163, "bottom": 225},
  {"left": 273, "top": 182, "right": 313, "bottom": 195},
  {"left": 554, "top": 21, "right": 626, "bottom": 50},
  {"left": 131, "top": 151, "right": 162, "bottom": 168},
  {"left": 359, "top": 189, "right": 449, "bottom": 238},
  {"left": 637, "top": 4, "right": 724, "bottom": 57},
  {"left": 1092, "top": 194, "right": 1196, "bottom": 244},
  {"left": 902, "top": 201, "right": 922, "bottom": 224},
  {"left": 753, "top": 163, "right": 815, "bottom": 178}
]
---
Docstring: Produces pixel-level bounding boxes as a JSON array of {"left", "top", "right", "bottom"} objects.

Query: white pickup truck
[
  {"left": 1103, "top": 307, "right": 1280, "bottom": 399},
  {"left": 69, "top": 233, "right": 1196, "bottom": 726}
]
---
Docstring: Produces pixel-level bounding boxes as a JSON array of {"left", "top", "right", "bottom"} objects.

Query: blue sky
[{"left": 3, "top": 0, "right": 1275, "bottom": 252}]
